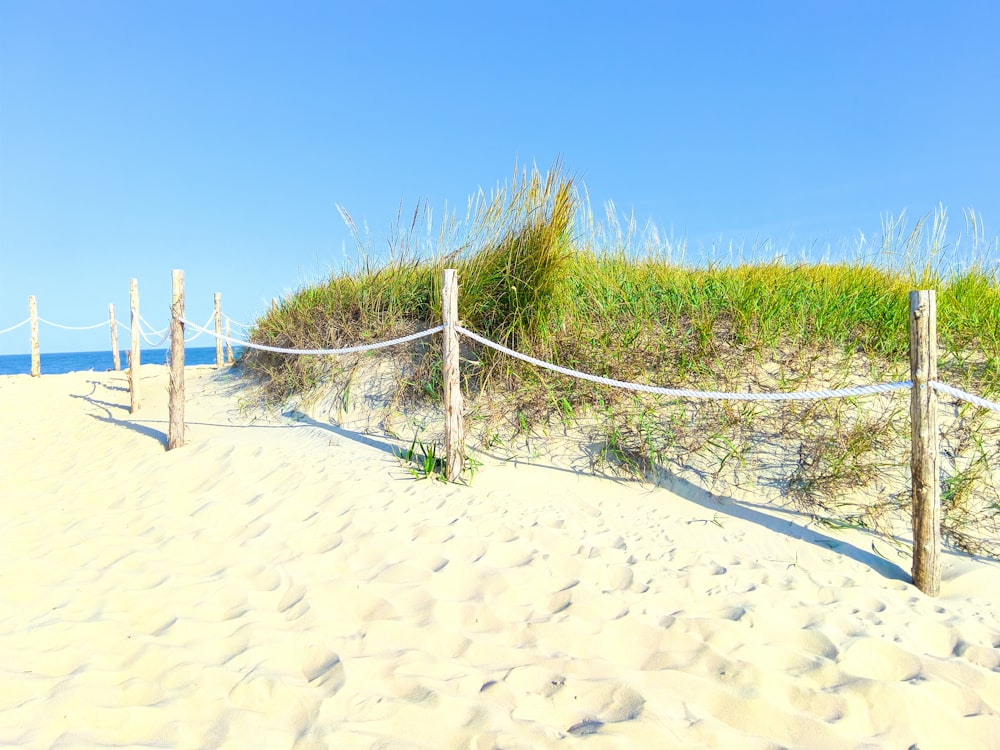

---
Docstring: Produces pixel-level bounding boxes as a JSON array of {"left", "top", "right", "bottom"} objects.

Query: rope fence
[
  {"left": 176, "top": 312, "right": 999, "bottom": 412},
  {"left": 223, "top": 314, "right": 251, "bottom": 330},
  {"left": 36, "top": 318, "right": 110, "bottom": 331},
  {"left": 7, "top": 269, "right": 998, "bottom": 598},
  {"left": 167, "top": 271, "right": 999, "bottom": 597},
  {"left": 456, "top": 325, "right": 915, "bottom": 402},
  {"left": 136, "top": 314, "right": 171, "bottom": 348},
  {"left": 140, "top": 312, "right": 218, "bottom": 346},
  {"left": 181, "top": 317, "right": 445, "bottom": 355},
  {"left": 930, "top": 381, "right": 1000, "bottom": 413},
  {"left": 1, "top": 282, "right": 243, "bottom": 378},
  {"left": 0, "top": 318, "right": 31, "bottom": 335}
]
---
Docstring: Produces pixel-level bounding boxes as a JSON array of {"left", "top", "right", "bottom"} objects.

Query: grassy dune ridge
[{"left": 240, "top": 164, "right": 1000, "bottom": 557}]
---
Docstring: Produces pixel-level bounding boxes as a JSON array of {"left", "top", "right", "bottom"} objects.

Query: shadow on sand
[
  {"left": 653, "top": 469, "right": 911, "bottom": 582},
  {"left": 473, "top": 442, "right": 910, "bottom": 583},
  {"left": 74, "top": 372, "right": 911, "bottom": 583},
  {"left": 71, "top": 380, "right": 168, "bottom": 447},
  {"left": 286, "top": 409, "right": 403, "bottom": 460}
]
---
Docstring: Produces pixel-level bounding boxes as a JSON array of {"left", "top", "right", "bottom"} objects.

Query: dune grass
[{"left": 240, "top": 163, "right": 1000, "bottom": 558}]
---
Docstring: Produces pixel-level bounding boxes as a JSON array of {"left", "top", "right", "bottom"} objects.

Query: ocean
[{"left": 0, "top": 346, "right": 244, "bottom": 376}]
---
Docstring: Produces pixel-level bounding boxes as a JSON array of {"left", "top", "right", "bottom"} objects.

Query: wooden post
[
  {"left": 225, "top": 320, "right": 234, "bottom": 364},
  {"left": 29, "top": 295, "right": 40, "bottom": 377},
  {"left": 442, "top": 269, "right": 464, "bottom": 482},
  {"left": 910, "top": 290, "right": 940, "bottom": 596},
  {"left": 214, "top": 292, "right": 223, "bottom": 367},
  {"left": 168, "top": 270, "right": 185, "bottom": 450},
  {"left": 129, "top": 278, "right": 140, "bottom": 413},
  {"left": 109, "top": 303, "right": 121, "bottom": 371}
]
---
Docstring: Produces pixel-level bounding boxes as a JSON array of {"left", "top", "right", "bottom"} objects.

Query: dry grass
[{"left": 238, "top": 164, "right": 1000, "bottom": 558}]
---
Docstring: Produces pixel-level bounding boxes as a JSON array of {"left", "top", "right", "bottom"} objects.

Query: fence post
[
  {"left": 225, "top": 320, "right": 234, "bottom": 364},
  {"left": 129, "top": 278, "right": 140, "bottom": 413},
  {"left": 168, "top": 270, "right": 185, "bottom": 450},
  {"left": 442, "top": 268, "right": 464, "bottom": 482},
  {"left": 214, "top": 292, "right": 223, "bottom": 367},
  {"left": 29, "top": 295, "right": 40, "bottom": 377},
  {"left": 109, "top": 303, "right": 121, "bottom": 371},
  {"left": 910, "top": 290, "right": 940, "bottom": 596}
]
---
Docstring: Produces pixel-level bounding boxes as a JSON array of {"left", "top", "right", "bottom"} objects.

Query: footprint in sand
[
  {"left": 643, "top": 628, "right": 705, "bottom": 671},
  {"left": 548, "top": 681, "right": 645, "bottom": 735},
  {"left": 601, "top": 565, "right": 633, "bottom": 593},
  {"left": 375, "top": 561, "right": 433, "bottom": 585},
  {"left": 426, "top": 563, "right": 483, "bottom": 603},
  {"left": 474, "top": 519, "right": 519, "bottom": 543},
  {"left": 301, "top": 646, "right": 346, "bottom": 692},
  {"left": 905, "top": 618, "right": 959, "bottom": 659},
  {"left": 344, "top": 543, "right": 394, "bottom": 581},
  {"left": 233, "top": 561, "right": 282, "bottom": 592},
  {"left": 442, "top": 536, "right": 488, "bottom": 564},
  {"left": 504, "top": 665, "right": 566, "bottom": 698},
  {"left": 838, "top": 637, "right": 923, "bottom": 681},
  {"left": 191, "top": 587, "right": 249, "bottom": 622},
  {"left": 435, "top": 600, "right": 507, "bottom": 634},
  {"left": 567, "top": 719, "right": 603, "bottom": 736},
  {"left": 566, "top": 585, "right": 629, "bottom": 622},
  {"left": 597, "top": 684, "right": 646, "bottom": 723},
  {"left": 277, "top": 583, "right": 306, "bottom": 613},
  {"left": 141, "top": 612, "right": 179, "bottom": 638},
  {"left": 957, "top": 642, "right": 1000, "bottom": 671},
  {"left": 229, "top": 668, "right": 326, "bottom": 717},
  {"left": 232, "top": 518, "right": 271, "bottom": 543},
  {"left": 477, "top": 539, "right": 536, "bottom": 569},
  {"left": 277, "top": 582, "right": 310, "bottom": 621},
  {"left": 411, "top": 524, "right": 456, "bottom": 544},
  {"left": 349, "top": 589, "right": 396, "bottom": 621},
  {"left": 302, "top": 532, "right": 344, "bottom": 555}
]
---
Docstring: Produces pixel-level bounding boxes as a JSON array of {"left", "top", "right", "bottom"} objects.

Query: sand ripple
[{"left": 1, "top": 367, "right": 999, "bottom": 748}]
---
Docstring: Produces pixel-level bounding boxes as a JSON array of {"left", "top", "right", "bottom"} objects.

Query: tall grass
[{"left": 239, "top": 163, "right": 1000, "bottom": 557}]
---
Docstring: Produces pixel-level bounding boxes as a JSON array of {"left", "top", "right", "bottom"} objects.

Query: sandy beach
[{"left": 1, "top": 364, "right": 999, "bottom": 749}]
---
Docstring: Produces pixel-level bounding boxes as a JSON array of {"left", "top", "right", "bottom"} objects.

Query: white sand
[{"left": 1, "top": 365, "right": 999, "bottom": 749}]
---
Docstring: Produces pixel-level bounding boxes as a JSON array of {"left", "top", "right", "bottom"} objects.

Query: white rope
[
  {"left": 141, "top": 329, "right": 170, "bottom": 347},
  {"left": 136, "top": 314, "right": 170, "bottom": 347},
  {"left": 37, "top": 317, "right": 110, "bottom": 331},
  {"left": 0, "top": 317, "right": 31, "bottom": 335},
  {"left": 180, "top": 316, "right": 445, "bottom": 355},
  {"left": 931, "top": 381, "right": 1000, "bottom": 413},
  {"left": 115, "top": 320, "right": 139, "bottom": 342},
  {"left": 223, "top": 314, "right": 250, "bottom": 330},
  {"left": 137, "top": 314, "right": 166, "bottom": 335},
  {"left": 182, "top": 312, "right": 218, "bottom": 344},
  {"left": 456, "top": 325, "right": 913, "bottom": 401},
  {"left": 132, "top": 313, "right": 214, "bottom": 345}
]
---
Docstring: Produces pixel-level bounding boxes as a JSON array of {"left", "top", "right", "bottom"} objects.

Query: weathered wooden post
[
  {"left": 225, "top": 320, "right": 234, "bottom": 364},
  {"left": 168, "top": 270, "right": 185, "bottom": 450},
  {"left": 214, "top": 292, "right": 223, "bottom": 367},
  {"left": 109, "top": 303, "right": 121, "bottom": 371},
  {"left": 29, "top": 295, "right": 40, "bottom": 377},
  {"left": 129, "top": 278, "right": 140, "bottom": 413},
  {"left": 910, "top": 290, "right": 940, "bottom": 596},
  {"left": 442, "top": 268, "right": 464, "bottom": 482}
]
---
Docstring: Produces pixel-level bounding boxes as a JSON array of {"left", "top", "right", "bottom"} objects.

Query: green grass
[{"left": 239, "top": 163, "right": 1000, "bottom": 558}]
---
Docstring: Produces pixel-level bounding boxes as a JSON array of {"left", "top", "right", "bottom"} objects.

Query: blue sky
[{"left": 2, "top": 1, "right": 998, "bottom": 354}]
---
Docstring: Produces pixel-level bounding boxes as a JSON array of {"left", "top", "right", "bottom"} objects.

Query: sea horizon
[{"left": 0, "top": 346, "right": 244, "bottom": 377}]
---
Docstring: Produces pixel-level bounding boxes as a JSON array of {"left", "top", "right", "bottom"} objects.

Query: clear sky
[{"left": 2, "top": 0, "right": 998, "bottom": 354}]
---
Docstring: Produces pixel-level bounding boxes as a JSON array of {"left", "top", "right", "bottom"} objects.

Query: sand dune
[{"left": 1, "top": 365, "right": 999, "bottom": 749}]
